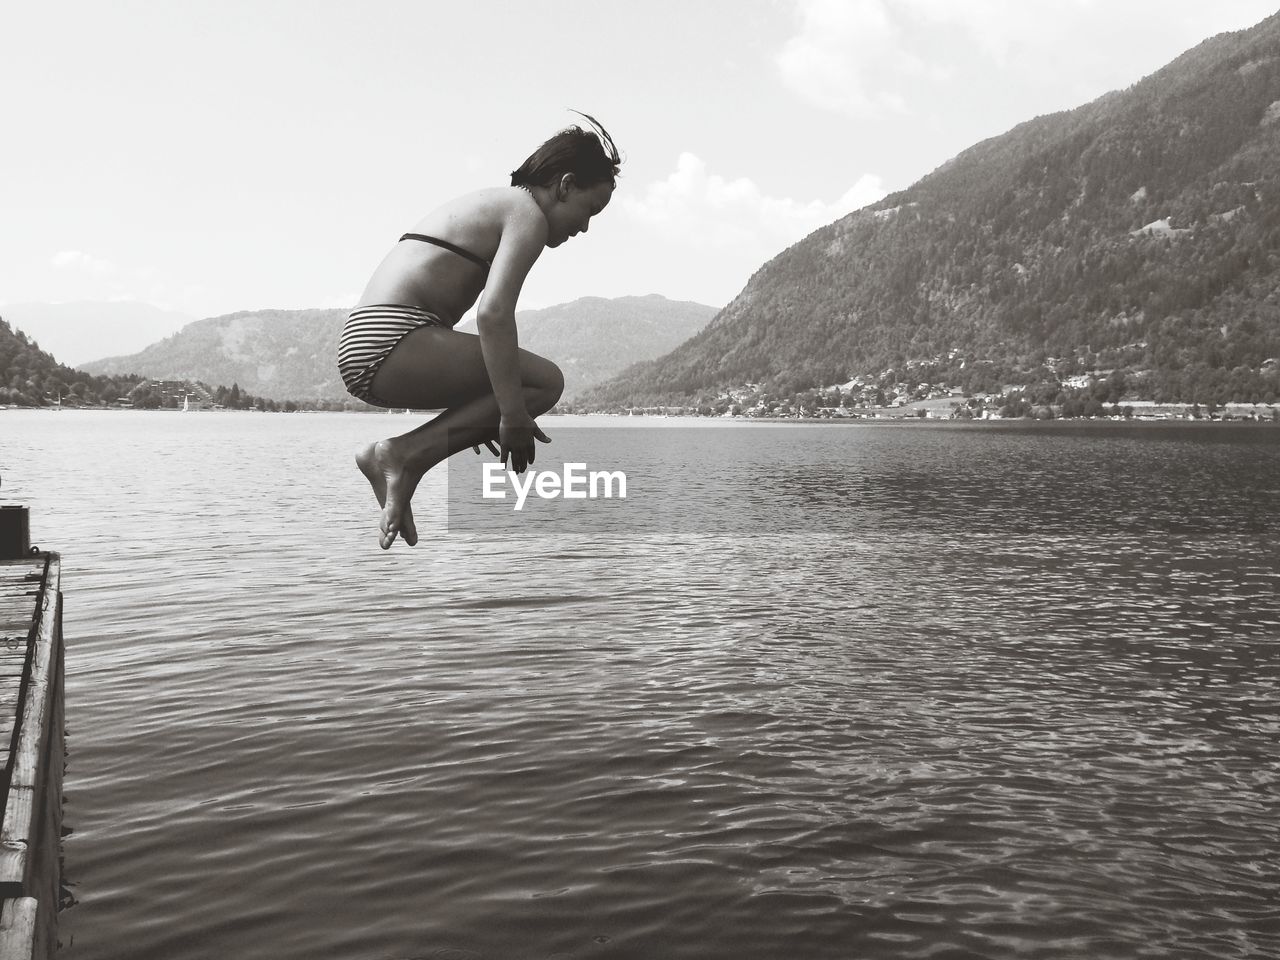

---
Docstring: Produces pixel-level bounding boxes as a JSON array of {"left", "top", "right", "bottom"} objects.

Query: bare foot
[{"left": 356, "top": 441, "right": 418, "bottom": 549}]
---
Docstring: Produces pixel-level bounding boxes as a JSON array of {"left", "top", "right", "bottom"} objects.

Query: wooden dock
[{"left": 0, "top": 553, "right": 65, "bottom": 960}]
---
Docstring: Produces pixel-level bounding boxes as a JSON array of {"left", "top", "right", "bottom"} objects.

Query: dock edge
[{"left": 0, "top": 554, "right": 65, "bottom": 960}]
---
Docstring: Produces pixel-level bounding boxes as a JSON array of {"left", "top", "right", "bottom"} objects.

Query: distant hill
[
  {"left": 1, "top": 300, "right": 194, "bottom": 367},
  {"left": 80, "top": 308, "right": 348, "bottom": 401},
  {"left": 586, "top": 12, "right": 1280, "bottom": 408},
  {"left": 510, "top": 295, "right": 718, "bottom": 398},
  {"left": 81, "top": 295, "right": 719, "bottom": 402}
]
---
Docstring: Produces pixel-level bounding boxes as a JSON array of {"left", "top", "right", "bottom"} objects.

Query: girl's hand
[{"left": 499, "top": 414, "right": 551, "bottom": 473}]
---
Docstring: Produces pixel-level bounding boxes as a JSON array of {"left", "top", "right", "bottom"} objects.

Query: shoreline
[{"left": 4, "top": 406, "right": 1278, "bottom": 428}]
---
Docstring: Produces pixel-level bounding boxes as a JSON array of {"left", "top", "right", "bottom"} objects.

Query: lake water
[{"left": 1, "top": 411, "right": 1278, "bottom": 960}]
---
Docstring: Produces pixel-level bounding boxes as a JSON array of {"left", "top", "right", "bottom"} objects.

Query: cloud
[
  {"left": 887, "top": 0, "right": 1044, "bottom": 65},
  {"left": 622, "top": 152, "right": 887, "bottom": 252},
  {"left": 50, "top": 249, "right": 116, "bottom": 277},
  {"left": 607, "top": 152, "right": 888, "bottom": 307},
  {"left": 777, "top": 0, "right": 1280, "bottom": 120},
  {"left": 776, "top": 0, "right": 919, "bottom": 117},
  {"left": 773, "top": 0, "right": 1105, "bottom": 119}
]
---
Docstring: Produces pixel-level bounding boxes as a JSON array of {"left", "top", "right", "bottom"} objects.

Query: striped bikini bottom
[{"left": 337, "top": 304, "right": 452, "bottom": 404}]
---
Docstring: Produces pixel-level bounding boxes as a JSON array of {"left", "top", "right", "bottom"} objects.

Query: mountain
[
  {"left": 81, "top": 295, "right": 719, "bottom": 402},
  {"left": 80, "top": 308, "right": 348, "bottom": 401},
  {"left": 0, "top": 301, "right": 195, "bottom": 367},
  {"left": 0, "top": 317, "right": 143, "bottom": 406},
  {"left": 585, "top": 13, "right": 1280, "bottom": 408},
  {"left": 510, "top": 295, "right": 718, "bottom": 398}
]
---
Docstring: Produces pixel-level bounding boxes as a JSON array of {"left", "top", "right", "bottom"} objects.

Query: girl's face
[{"left": 547, "top": 177, "right": 614, "bottom": 247}]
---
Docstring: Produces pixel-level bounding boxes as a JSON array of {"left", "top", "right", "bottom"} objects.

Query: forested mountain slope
[{"left": 588, "top": 13, "right": 1280, "bottom": 408}]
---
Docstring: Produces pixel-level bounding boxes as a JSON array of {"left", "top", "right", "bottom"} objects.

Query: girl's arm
[{"left": 476, "top": 201, "right": 548, "bottom": 470}]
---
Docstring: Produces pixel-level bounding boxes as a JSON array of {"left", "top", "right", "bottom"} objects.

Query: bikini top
[{"left": 400, "top": 233, "right": 490, "bottom": 272}]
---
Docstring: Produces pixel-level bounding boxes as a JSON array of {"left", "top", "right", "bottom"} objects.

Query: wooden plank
[
  {"left": 0, "top": 560, "right": 40, "bottom": 641},
  {"left": 0, "top": 670, "right": 23, "bottom": 718},
  {"left": 0, "top": 557, "right": 59, "bottom": 895},
  {"left": 0, "top": 557, "right": 39, "bottom": 750},
  {"left": 0, "top": 897, "right": 37, "bottom": 960}
]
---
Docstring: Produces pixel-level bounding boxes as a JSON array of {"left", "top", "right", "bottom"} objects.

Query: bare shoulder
[
  {"left": 427, "top": 186, "right": 533, "bottom": 223},
  {"left": 413, "top": 187, "right": 545, "bottom": 252},
  {"left": 483, "top": 187, "right": 548, "bottom": 252},
  {"left": 489, "top": 187, "right": 545, "bottom": 232}
]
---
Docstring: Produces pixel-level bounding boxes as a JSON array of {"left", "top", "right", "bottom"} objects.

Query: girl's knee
[
  {"left": 532, "top": 364, "right": 564, "bottom": 413},
  {"left": 545, "top": 363, "right": 565, "bottom": 404},
  {"left": 521, "top": 354, "right": 564, "bottom": 412}
]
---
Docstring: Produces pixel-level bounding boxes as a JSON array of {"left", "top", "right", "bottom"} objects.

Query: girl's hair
[{"left": 510, "top": 111, "right": 622, "bottom": 190}]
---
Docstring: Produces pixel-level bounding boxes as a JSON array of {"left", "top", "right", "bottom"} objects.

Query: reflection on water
[{"left": 1, "top": 412, "right": 1277, "bottom": 960}]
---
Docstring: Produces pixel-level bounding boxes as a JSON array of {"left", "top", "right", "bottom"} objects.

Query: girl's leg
[{"left": 356, "top": 325, "right": 564, "bottom": 548}]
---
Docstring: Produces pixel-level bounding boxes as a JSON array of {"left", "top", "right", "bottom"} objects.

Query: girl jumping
[{"left": 339, "top": 113, "right": 621, "bottom": 549}]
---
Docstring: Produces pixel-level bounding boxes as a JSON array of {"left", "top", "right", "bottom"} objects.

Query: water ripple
[{"left": 3, "top": 412, "right": 1277, "bottom": 959}]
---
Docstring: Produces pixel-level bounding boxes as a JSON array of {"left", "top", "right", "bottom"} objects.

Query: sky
[{"left": 3, "top": 0, "right": 1278, "bottom": 324}]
